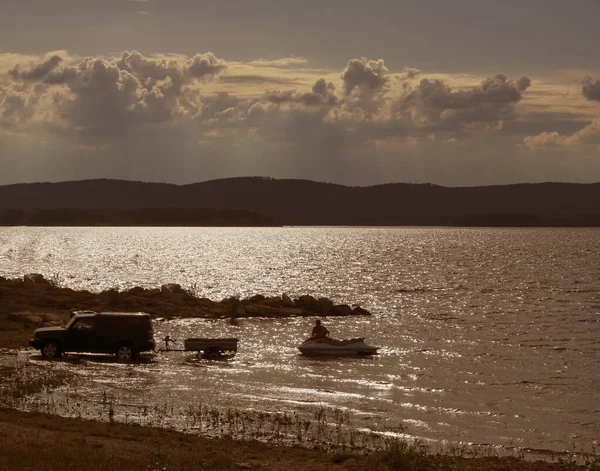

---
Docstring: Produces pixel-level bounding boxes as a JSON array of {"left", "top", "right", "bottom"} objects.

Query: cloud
[
  {"left": 340, "top": 57, "right": 390, "bottom": 112},
  {"left": 261, "top": 79, "right": 338, "bottom": 107},
  {"left": 6, "top": 49, "right": 599, "bottom": 187},
  {"left": 5, "top": 50, "right": 227, "bottom": 135},
  {"left": 220, "top": 75, "right": 302, "bottom": 86},
  {"left": 247, "top": 57, "right": 308, "bottom": 68},
  {"left": 582, "top": 77, "right": 600, "bottom": 102},
  {"left": 524, "top": 75, "right": 600, "bottom": 148},
  {"left": 524, "top": 119, "right": 600, "bottom": 148},
  {"left": 396, "top": 74, "right": 531, "bottom": 128},
  {"left": 9, "top": 54, "right": 64, "bottom": 82}
]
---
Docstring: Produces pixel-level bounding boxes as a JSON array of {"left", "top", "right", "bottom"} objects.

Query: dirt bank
[{"left": 0, "top": 408, "right": 592, "bottom": 471}]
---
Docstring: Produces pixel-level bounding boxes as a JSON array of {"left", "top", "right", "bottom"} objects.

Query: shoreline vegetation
[
  {"left": 2, "top": 208, "right": 600, "bottom": 227},
  {"left": 1, "top": 273, "right": 599, "bottom": 470},
  {"left": 0, "top": 208, "right": 279, "bottom": 227},
  {"left": 1, "top": 408, "right": 597, "bottom": 471}
]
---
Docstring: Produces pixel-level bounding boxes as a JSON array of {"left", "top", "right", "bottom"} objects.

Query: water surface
[{"left": 1, "top": 227, "right": 599, "bottom": 454}]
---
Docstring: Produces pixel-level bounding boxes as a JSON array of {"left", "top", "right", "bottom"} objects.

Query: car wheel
[
  {"left": 41, "top": 341, "right": 61, "bottom": 358},
  {"left": 116, "top": 345, "right": 135, "bottom": 362}
]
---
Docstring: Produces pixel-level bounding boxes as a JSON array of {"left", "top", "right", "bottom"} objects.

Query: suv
[{"left": 29, "top": 312, "right": 156, "bottom": 361}]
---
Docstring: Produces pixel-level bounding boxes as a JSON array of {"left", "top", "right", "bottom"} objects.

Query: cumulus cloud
[
  {"left": 397, "top": 74, "right": 531, "bottom": 127},
  {"left": 261, "top": 79, "right": 338, "bottom": 107},
  {"left": 340, "top": 57, "right": 390, "bottom": 112},
  {"left": 524, "top": 119, "right": 600, "bottom": 148},
  {"left": 4, "top": 50, "right": 600, "bottom": 186},
  {"left": 4, "top": 50, "right": 227, "bottom": 135},
  {"left": 8, "top": 54, "right": 64, "bottom": 82},
  {"left": 582, "top": 77, "right": 600, "bottom": 102},
  {"left": 524, "top": 76, "right": 600, "bottom": 148}
]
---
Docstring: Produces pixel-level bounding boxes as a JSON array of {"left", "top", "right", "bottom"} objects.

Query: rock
[
  {"left": 352, "top": 306, "right": 371, "bottom": 316},
  {"left": 281, "top": 293, "right": 295, "bottom": 307},
  {"left": 8, "top": 312, "right": 44, "bottom": 325},
  {"left": 244, "top": 304, "right": 260, "bottom": 315},
  {"left": 160, "top": 284, "right": 174, "bottom": 298},
  {"left": 317, "top": 297, "right": 334, "bottom": 315},
  {"left": 210, "top": 454, "right": 233, "bottom": 469},
  {"left": 258, "top": 306, "right": 281, "bottom": 317},
  {"left": 331, "top": 453, "right": 361, "bottom": 464},
  {"left": 23, "top": 273, "right": 49, "bottom": 290},
  {"left": 296, "top": 295, "right": 316, "bottom": 310},
  {"left": 24, "top": 315, "right": 44, "bottom": 325},
  {"left": 279, "top": 308, "right": 303, "bottom": 317},
  {"left": 331, "top": 304, "right": 353, "bottom": 316},
  {"left": 41, "top": 313, "right": 63, "bottom": 323},
  {"left": 127, "top": 286, "right": 145, "bottom": 295},
  {"left": 165, "top": 283, "right": 183, "bottom": 294},
  {"left": 7, "top": 312, "right": 25, "bottom": 322},
  {"left": 235, "top": 463, "right": 256, "bottom": 470},
  {"left": 247, "top": 294, "right": 265, "bottom": 303},
  {"left": 262, "top": 296, "right": 282, "bottom": 307},
  {"left": 235, "top": 306, "right": 246, "bottom": 316}
]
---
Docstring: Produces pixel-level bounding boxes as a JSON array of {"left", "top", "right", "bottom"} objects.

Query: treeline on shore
[
  {"left": 455, "top": 213, "right": 600, "bottom": 227},
  {"left": 0, "top": 208, "right": 277, "bottom": 227},
  {"left": 2, "top": 208, "right": 600, "bottom": 227}
]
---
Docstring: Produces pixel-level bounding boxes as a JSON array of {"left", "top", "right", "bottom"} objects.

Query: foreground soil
[{"left": 0, "top": 408, "right": 592, "bottom": 471}]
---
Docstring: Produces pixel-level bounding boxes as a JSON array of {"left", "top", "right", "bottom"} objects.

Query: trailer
[
  {"left": 184, "top": 338, "right": 238, "bottom": 355},
  {"left": 158, "top": 335, "right": 238, "bottom": 357}
]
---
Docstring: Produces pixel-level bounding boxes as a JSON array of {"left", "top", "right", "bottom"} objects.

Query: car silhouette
[{"left": 29, "top": 311, "right": 156, "bottom": 361}]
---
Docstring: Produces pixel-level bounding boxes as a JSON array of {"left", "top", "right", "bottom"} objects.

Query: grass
[{"left": 1, "top": 407, "right": 598, "bottom": 471}]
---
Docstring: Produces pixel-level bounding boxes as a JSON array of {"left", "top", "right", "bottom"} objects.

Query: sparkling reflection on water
[{"left": 1, "top": 227, "right": 599, "bottom": 453}]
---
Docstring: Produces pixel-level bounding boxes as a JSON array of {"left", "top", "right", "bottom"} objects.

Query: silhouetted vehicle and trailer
[{"left": 29, "top": 311, "right": 239, "bottom": 361}]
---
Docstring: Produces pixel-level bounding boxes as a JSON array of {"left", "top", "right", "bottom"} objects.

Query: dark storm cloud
[{"left": 582, "top": 77, "right": 600, "bottom": 102}]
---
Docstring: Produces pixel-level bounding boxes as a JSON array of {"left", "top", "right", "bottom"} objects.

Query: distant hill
[{"left": 1, "top": 177, "right": 600, "bottom": 226}]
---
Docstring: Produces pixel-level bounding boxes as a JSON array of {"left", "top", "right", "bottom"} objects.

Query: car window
[{"left": 71, "top": 319, "right": 95, "bottom": 331}]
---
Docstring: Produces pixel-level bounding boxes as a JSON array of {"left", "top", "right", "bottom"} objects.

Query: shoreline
[
  {"left": 0, "top": 273, "right": 371, "bottom": 349},
  {"left": 0, "top": 408, "right": 593, "bottom": 471}
]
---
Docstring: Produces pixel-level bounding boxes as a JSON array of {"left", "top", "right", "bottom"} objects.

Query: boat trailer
[{"left": 158, "top": 335, "right": 239, "bottom": 357}]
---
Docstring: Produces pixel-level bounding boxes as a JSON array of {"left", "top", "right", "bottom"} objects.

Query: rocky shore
[{"left": 0, "top": 273, "right": 371, "bottom": 328}]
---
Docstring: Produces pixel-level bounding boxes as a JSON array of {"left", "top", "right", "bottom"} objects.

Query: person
[{"left": 310, "top": 320, "right": 330, "bottom": 341}]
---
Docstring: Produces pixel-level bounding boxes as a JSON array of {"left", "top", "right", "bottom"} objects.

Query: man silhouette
[{"left": 310, "top": 320, "right": 329, "bottom": 341}]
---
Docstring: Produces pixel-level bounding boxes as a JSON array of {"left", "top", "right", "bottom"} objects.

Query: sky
[{"left": 1, "top": 0, "right": 599, "bottom": 186}]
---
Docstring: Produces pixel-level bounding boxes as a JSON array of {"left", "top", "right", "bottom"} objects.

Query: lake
[{"left": 1, "top": 227, "right": 599, "bottom": 455}]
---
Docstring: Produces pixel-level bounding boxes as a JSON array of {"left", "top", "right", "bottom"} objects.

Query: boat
[{"left": 298, "top": 337, "right": 379, "bottom": 356}]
